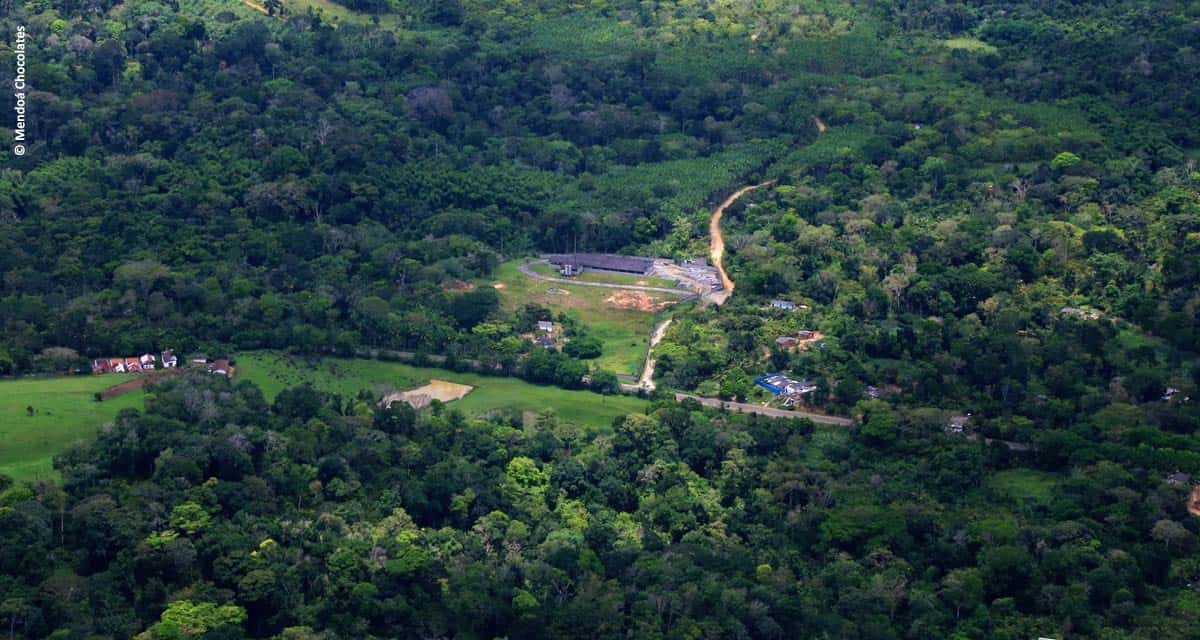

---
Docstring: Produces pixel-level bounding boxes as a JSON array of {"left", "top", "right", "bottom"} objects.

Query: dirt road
[
  {"left": 674, "top": 393, "right": 854, "bottom": 425},
  {"left": 637, "top": 318, "right": 672, "bottom": 391},
  {"left": 709, "top": 181, "right": 775, "bottom": 304},
  {"left": 240, "top": 0, "right": 270, "bottom": 14}
]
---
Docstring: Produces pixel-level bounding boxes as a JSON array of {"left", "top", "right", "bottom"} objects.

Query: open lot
[
  {"left": 380, "top": 379, "right": 475, "bottom": 409},
  {"left": 490, "top": 261, "right": 685, "bottom": 375},
  {"left": 236, "top": 351, "right": 649, "bottom": 430},
  {"left": 0, "top": 374, "right": 144, "bottom": 482},
  {"left": 988, "top": 468, "right": 1059, "bottom": 504}
]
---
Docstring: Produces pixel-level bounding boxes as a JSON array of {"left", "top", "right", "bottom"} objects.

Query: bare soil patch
[
  {"left": 545, "top": 287, "right": 570, "bottom": 295},
  {"left": 606, "top": 290, "right": 675, "bottom": 312},
  {"left": 796, "top": 331, "right": 826, "bottom": 350},
  {"left": 380, "top": 379, "right": 474, "bottom": 410},
  {"left": 492, "top": 282, "right": 506, "bottom": 289},
  {"left": 444, "top": 279, "right": 475, "bottom": 292},
  {"left": 99, "top": 370, "right": 182, "bottom": 400},
  {"left": 1189, "top": 485, "right": 1200, "bottom": 518}
]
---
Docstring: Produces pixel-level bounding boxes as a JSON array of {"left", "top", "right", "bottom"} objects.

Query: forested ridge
[
  {"left": 1, "top": 0, "right": 1199, "bottom": 637},
  {"left": 1, "top": 373, "right": 1199, "bottom": 639}
]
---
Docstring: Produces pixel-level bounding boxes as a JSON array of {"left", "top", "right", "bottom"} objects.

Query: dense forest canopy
[{"left": 1, "top": 0, "right": 1199, "bottom": 637}]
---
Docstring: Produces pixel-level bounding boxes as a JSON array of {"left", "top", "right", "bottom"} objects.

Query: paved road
[
  {"left": 674, "top": 393, "right": 854, "bottom": 426},
  {"left": 519, "top": 261, "right": 698, "bottom": 297}
]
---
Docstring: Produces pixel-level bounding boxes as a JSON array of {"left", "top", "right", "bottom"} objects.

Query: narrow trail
[
  {"left": 709, "top": 181, "right": 776, "bottom": 304},
  {"left": 637, "top": 318, "right": 672, "bottom": 391}
]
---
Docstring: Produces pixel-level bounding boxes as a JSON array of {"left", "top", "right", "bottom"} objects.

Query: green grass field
[
  {"left": 989, "top": 468, "right": 1059, "bottom": 504},
  {"left": 490, "top": 261, "right": 684, "bottom": 375},
  {"left": 0, "top": 375, "right": 144, "bottom": 482},
  {"left": 236, "top": 351, "right": 649, "bottom": 430},
  {"left": 941, "top": 37, "right": 998, "bottom": 54}
]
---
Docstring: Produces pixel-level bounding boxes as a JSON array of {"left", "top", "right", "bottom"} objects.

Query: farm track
[
  {"left": 674, "top": 393, "right": 854, "bottom": 425},
  {"left": 636, "top": 318, "right": 672, "bottom": 391}
]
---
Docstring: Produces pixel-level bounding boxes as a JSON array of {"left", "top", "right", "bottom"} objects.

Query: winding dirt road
[{"left": 709, "top": 181, "right": 776, "bottom": 304}]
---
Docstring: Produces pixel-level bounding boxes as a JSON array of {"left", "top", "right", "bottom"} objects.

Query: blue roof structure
[
  {"left": 754, "top": 373, "right": 787, "bottom": 395},
  {"left": 755, "top": 373, "right": 817, "bottom": 397}
]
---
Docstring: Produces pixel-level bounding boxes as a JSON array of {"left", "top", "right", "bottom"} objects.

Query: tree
[
  {"left": 137, "top": 600, "right": 247, "bottom": 639},
  {"left": 940, "top": 568, "right": 983, "bottom": 619},
  {"left": 589, "top": 370, "right": 620, "bottom": 394},
  {"left": 500, "top": 457, "right": 550, "bottom": 518},
  {"left": 1151, "top": 519, "right": 1192, "bottom": 554},
  {"left": 563, "top": 335, "right": 602, "bottom": 359},
  {"left": 449, "top": 288, "right": 499, "bottom": 330}
]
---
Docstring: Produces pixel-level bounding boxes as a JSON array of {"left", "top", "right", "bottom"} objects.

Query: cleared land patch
[
  {"left": 380, "top": 379, "right": 475, "bottom": 409},
  {"left": 490, "top": 261, "right": 677, "bottom": 374},
  {"left": 0, "top": 374, "right": 145, "bottom": 482},
  {"left": 989, "top": 468, "right": 1058, "bottom": 504},
  {"left": 606, "top": 290, "right": 676, "bottom": 312}
]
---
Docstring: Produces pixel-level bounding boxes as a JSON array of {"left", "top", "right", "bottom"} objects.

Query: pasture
[
  {"left": 235, "top": 351, "right": 649, "bottom": 430},
  {"left": 988, "top": 468, "right": 1059, "bottom": 504},
  {"left": 0, "top": 374, "right": 144, "bottom": 482}
]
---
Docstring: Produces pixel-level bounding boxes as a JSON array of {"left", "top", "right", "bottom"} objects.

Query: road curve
[
  {"left": 674, "top": 393, "right": 854, "bottom": 425},
  {"left": 518, "top": 261, "right": 698, "bottom": 297},
  {"left": 709, "top": 181, "right": 776, "bottom": 301}
]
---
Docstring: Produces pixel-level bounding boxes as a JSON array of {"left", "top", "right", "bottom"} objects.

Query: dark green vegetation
[
  {"left": 2, "top": 374, "right": 1200, "bottom": 638},
  {"left": 1, "top": 0, "right": 1200, "bottom": 638}
]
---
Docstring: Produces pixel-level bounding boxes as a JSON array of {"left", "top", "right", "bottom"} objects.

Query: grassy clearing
[
  {"left": 942, "top": 37, "right": 998, "bottom": 54},
  {"left": 0, "top": 375, "right": 144, "bottom": 483},
  {"left": 490, "top": 261, "right": 681, "bottom": 375},
  {"left": 235, "top": 351, "right": 649, "bottom": 430},
  {"left": 989, "top": 468, "right": 1058, "bottom": 503}
]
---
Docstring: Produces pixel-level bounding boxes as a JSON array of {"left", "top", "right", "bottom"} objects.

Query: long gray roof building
[{"left": 545, "top": 253, "right": 656, "bottom": 275}]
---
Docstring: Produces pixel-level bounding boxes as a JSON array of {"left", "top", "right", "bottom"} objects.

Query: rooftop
[{"left": 545, "top": 253, "right": 656, "bottom": 275}]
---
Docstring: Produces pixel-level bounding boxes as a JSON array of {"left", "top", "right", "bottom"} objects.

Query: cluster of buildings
[
  {"left": 534, "top": 321, "right": 557, "bottom": 349},
  {"left": 544, "top": 253, "right": 724, "bottom": 293},
  {"left": 775, "top": 329, "right": 819, "bottom": 349},
  {"left": 91, "top": 351, "right": 231, "bottom": 376},
  {"left": 92, "top": 350, "right": 177, "bottom": 374},
  {"left": 754, "top": 373, "right": 818, "bottom": 407},
  {"left": 1060, "top": 306, "right": 1104, "bottom": 320},
  {"left": 768, "top": 299, "right": 810, "bottom": 312}
]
